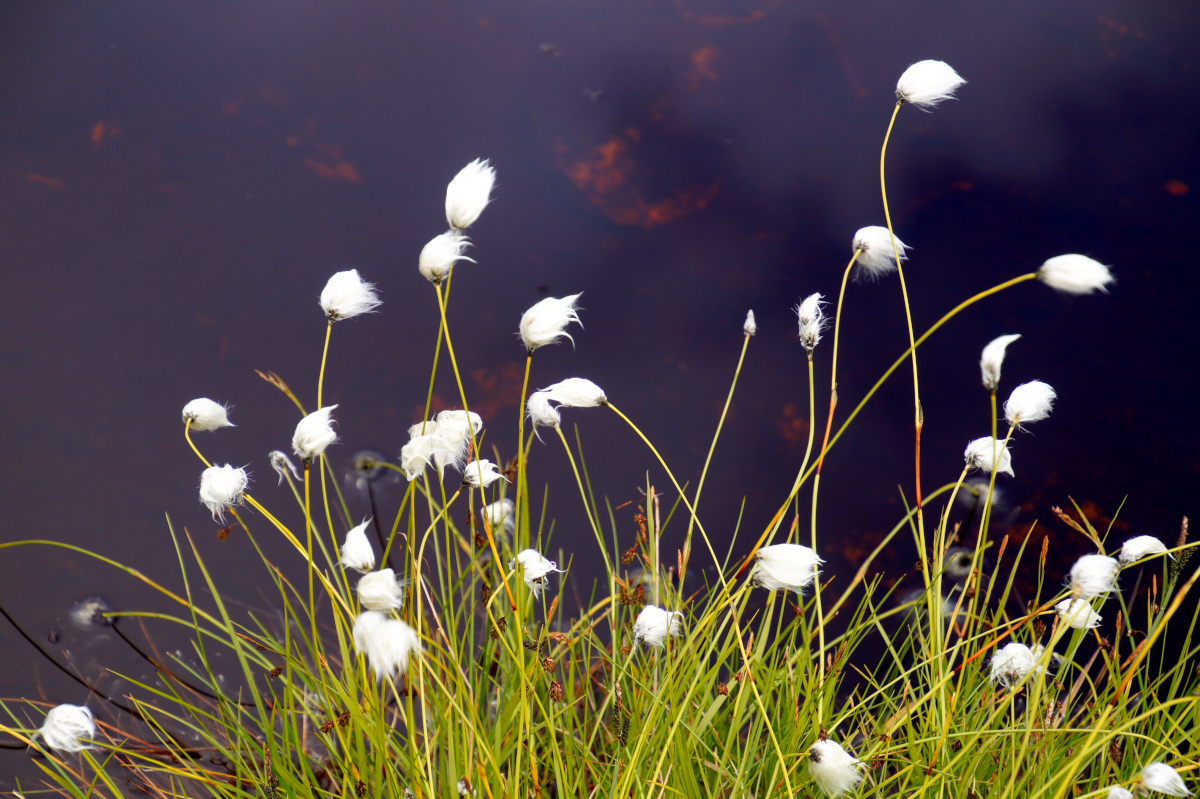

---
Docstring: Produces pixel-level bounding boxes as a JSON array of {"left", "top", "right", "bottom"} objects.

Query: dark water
[{"left": 1, "top": 0, "right": 1198, "bottom": 781}]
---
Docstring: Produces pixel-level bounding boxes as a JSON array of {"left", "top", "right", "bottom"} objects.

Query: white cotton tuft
[
  {"left": 419, "top": 231, "right": 474, "bottom": 284},
  {"left": 38, "top": 704, "right": 95, "bottom": 753},
  {"left": 357, "top": 568, "right": 405, "bottom": 612},
  {"left": 750, "top": 543, "right": 823, "bottom": 595},
  {"left": 1004, "top": 380, "right": 1056, "bottom": 429},
  {"left": 293, "top": 405, "right": 339, "bottom": 461},
  {"left": 895, "top": 60, "right": 966, "bottom": 108},
  {"left": 743, "top": 310, "right": 757, "bottom": 336},
  {"left": 1107, "top": 787, "right": 1134, "bottom": 799},
  {"left": 463, "top": 459, "right": 507, "bottom": 489},
  {"left": 807, "top": 739, "right": 864, "bottom": 797},
  {"left": 1037, "top": 254, "right": 1115, "bottom": 295},
  {"left": 964, "top": 436, "right": 1014, "bottom": 477},
  {"left": 632, "top": 604, "right": 684, "bottom": 648},
  {"left": 519, "top": 294, "right": 583, "bottom": 352},
  {"left": 1141, "top": 763, "right": 1190, "bottom": 797},
  {"left": 989, "top": 642, "right": 1043, "bottom": 688},
  {"left": 339, "top": 519, "right": 376, "bottom": 572},
  {"left": 320, "top": 269, "right": 381, "bottom": 321},
  {"left": 852, "top": 226, "right": 909, "bottom": 279},
  {"left": 445, "top": 159, "right": 496, "bottom": 230},
  {"left": 526, "top": 391, "right": 561, "bottom": 433},
  {"left": 482, "top": 498, "right": 516, "bottom": 539},
  {"left": 1056, "top": 598, "right": 1102, "bottom": 629},
  {"left": 269, "top": 450, "right": 301, "bottom": 484},
  {"left": 980, "top": 334, "right": 1021, "bottom": 392},
  {"left": 199, "top": 464, "right": 249, "bottom": 521},
  {"left": 796, "top": 293, "right": 826, "bottom": 352},
  {"left": 1119, "top": 535, "right": 1171, "bottom": 566},
  {"left": 1068, "top": 554, "right": 1120, "bottom": 599},
  {"left": 509, "top": 549, "right": 563, "bottom": 597},
  {"left": 182, "top": 398, "right": 234, "bottom": 431},
  {"left": 353, "top": 611, "right": 422, "bottom": 680},
  {"left": 542, "top": 377, "right": 607, "bottom": 408}
]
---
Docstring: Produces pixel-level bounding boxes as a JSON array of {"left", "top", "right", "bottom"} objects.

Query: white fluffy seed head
[
  {"left": 38, "top": 704, "right": 95, "bottom": 753},
  {"left": 526, "top": 391, "right": 561, "bottom": 433},
  {"left": 743, "top": 310, "right": 757, "bottom": 336},
  {"left": 796, "top": 293, "right": 826, "bottom": 352},
  {"left": 1056, "top": 597, "right": 1102, "bottom": 629},
  {"left": 808, "top": 739, "right": 864, "bottom": 797},
  {"left": 1141, "top": 763, "right": 1190, "bottom": 797},
  {"left": 269, "top": 450, "right": 301, "bottom": 484},
  {"left": 895, "top": 60, "right": 966, "bottom": 108},
  {"left": 632, "top": 604, "right": 684, "bottom": 648},
  {"left": 989, "top": 642, "right": 1043, "bottom": 688},
  {"left": 519, "top": 294, "right": 583, "bottom": 352},
  {"left": 357, "top": 568, "right": 405, "bottom": 612},
  {"left": 852, "top": 226, "right": 909, "bottom": 279},
  {"left": 1004, "top": 380, "right": 1056, "bottom": 429},
  {"left": 199, "top": 464, "right": 249, "bottom": 521},
  {"left": 1119, "top": 535, "right": 1171, "bottom": 566},
  {"left": 1107, "top": 787, "right": 1134, "bottom": 799},
  {"left": 750, "top": 543, "right": 823, "bottom": 594},
  {"left": 320, "top": 269, "right": 381, "bottom": 321},
  {"left": 445, "top": 159, "right": 496, "bottom": 230},
  {"left": 1069, "top": 554, "right": 1120, "bottom": 599},
  {"left": 964, "top": 436, "right": 1014, "bottom": 477},
  {"left": 293, "top": 405, "right": 339, "bottom": 461},
  {"left": 419, "top": 231, "right": 474, "bottom": 284},
  {"left": 182, "top": 398, "right": 234, "bottom": 431},
  {"left": 339, "top": 519, "right": 376, "bottom": 572},
  {"left": 509, "top": 549, "right": 562, "bottom": 596},
  {"left": 1037, "top": 254, "right": 1115, "bottom": 295},
  {"left": 542, "top": 377, "right": 607, "bottom": 408},
  {"left": 980, "top": 334, "right": 1022, "bottom": 392},
  {"left": 463, "top": 459, "right": 507, "bottom": 489},
  {"left": 482, "top": 498, "right": 516, "bottom": 538},
  {"left": 353, "top": 611, "right": 422, "bottom": 681}
]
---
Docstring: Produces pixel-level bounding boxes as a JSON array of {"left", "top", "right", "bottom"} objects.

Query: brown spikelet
[
  {"left": 716, "top": 682, "right": 729, "bottom": 696},
  {"left": 549, "top": 680, "right": 564, "bottom": 702},
  {"left": 1040, "top": 536, "right": 1050, "bottom": 568}
]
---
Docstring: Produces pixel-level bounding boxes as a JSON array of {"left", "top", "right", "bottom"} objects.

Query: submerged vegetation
[{"left": 3, "top": 60, "right": 1198, "bottom": 798}]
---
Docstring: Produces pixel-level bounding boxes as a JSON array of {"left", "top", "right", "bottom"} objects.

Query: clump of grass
[{"left": 3, "top": 63, "right": 1198, "bottom": 799}]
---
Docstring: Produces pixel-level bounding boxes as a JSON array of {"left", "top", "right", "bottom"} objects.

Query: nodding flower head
[
  {"left": 1139, "top": 763, "right": 1190, "bottom": 797},
  {"left": 1119, "top": 535, "right": 1171, "bottom": 566},
  {"left": 509, "top": 549, "right": 563, "bottom": 597},
  {"left": 199, "top": 464, "right": 249, "bottom": 521},
  {"left": 1068, "top": 553, "right": 1120, "bottom": 599},
  {"left": 750, "top": 543, "right": 823, "bottom": 595},
  {"left": 852, "top": 226, "right": 909, "bottom": 279},
  {"left": 463, "top": 459, "right": 507, "bottom": 489},
  {"left": 419, "top": 231, "right": 474, "bottom": 284},
  {"left": 807, "top": 739, "right": 864, "bottom": 797},
  {"left": 632, "top": 604, "right": 683, "bottom": 648},
  {"left": 964, "top": 436, "right": 1014, "bottom": 477},
  {"left": 1037, "top": 254, "right": 1114, "bottom": 295},
  {"left": 526, "top": 391, "right": 561, "bottom": 435},
  {"left": 182, "top": 398, "right": 234, "bottom": 431},
  {"left": 980, "top": 334, "right": 1022, "bottom": 392},
  {"left": 519, "top": 294, "right": 583, "bottom": 352},
  {"left": 320, "top": 269, "right": 381, "bottom": 321},
  {"left": 445, "top": 158, "right": 496, "bottom": 230},
  {"left": 1056, "top": 597, "right": 1102, "bottom": 629},
  {"left": 895, "top": 60, "right": 966, "bottom": 108},
  {"left": 292, "top": 406, "right": 339, "bottom": 461},
  {"left": 542, "top": 377, "right": 607, "bottom": 408},
  {"left": 339, "top": 519, "right": 376, "bottom": 573}
]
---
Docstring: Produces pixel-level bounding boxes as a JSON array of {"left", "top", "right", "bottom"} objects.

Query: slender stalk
[
  {"left": 515, "top": 352, "right": 533, "bottom": 551},
  {"left": 316, "top": 319, "right": 333, "bottom": 409}
]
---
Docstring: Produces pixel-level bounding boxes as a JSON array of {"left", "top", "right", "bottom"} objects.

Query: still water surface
[{"left": 1, "top": 0, "right": 1197, "bottom": 781}]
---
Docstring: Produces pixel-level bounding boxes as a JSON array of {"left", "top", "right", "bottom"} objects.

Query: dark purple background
[{"left": 1, "top": 0, "right": 1197, "bottom": 782}]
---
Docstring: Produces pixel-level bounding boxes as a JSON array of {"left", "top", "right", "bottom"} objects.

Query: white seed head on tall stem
[
  {"left": 743, "top": 310, "right": 757, "bottom": 336},
  {"left": 1037, "top": 254, "right": 1115, "bottom": 295},
  {"left": 293, "top": 405, "right": 339, "bottom": 461},
  {"left": 1004, "top": 380, "right": 1056, "bottom": 429},
  {"left": 419, "top": 231, "right": 474, "bottom": 284},
  {"left": 632, "top": 604, "right": 683, "bottom": 647},
  {"left": 895, "top": 60, "right": 966, "bottom": 108},
  {"left": 1119, "top": 535, "right": 1170, "bottom": 565},
  {"left": 445, "top": 158, "right": 496, "bottom": 230},
  {"left": 357, "top": 568, "right": 405, "bottom": 612},
  {"left": 795, "top": 293, "right": 826, "bottom": 352},
  {"left": 1068, "top": 553, "right": 1120, "bottom": 599},
  {"left": 320, "top": 269, "right": 381, "bottom": 321},
  {"left": 482, "top": 498, "right": 516, "bottom": 539},
  {"left": 1140, "top": 763, "right": 1190, "bottom": 797},
  {"left": 519, "top": 294, "right": 583, "bottom": 352},
  {"left": 509, "top": 549, "right": 563, "bottom": 597},
  {"left": 1056, "top": 597, "right": 1102, "bottom": 629},
  {"left": 542, "top": 377, "right": 607, "bottom": 408},
  {"left": 750, "top": 543, "right": 823, "bottom": 594},
  {"left": 852, "top": 226, "right": 909, "bottom": 279},
  {"left": 353, "top": 611, "right": 422, "bottom": 680},
  {"left": 339, "top": 519, "right": 376, "bottom": 572},
  {"left": 526, "top": 391, "right": 562, "bottom": 434},
  {"left": 807, "top": 739, "right": 864, "bottom": 797},
  {"left": 199, "top": 464, "right": 249, "bottom": 520},
  {"left": 268, "top": 450, "right": 301, "bottom": 484},
  {"left": 964, "top": 436, "right": 1014, "bottom": 477},
  {"left": 463, "top": 459, "right": 507, "bottom": 489},
  {"left": 989, "top": 642, "right": 1043, "bottom": 688},
  {"left": 182, "top": 398, "right": 234, "bottom": 431},
  {"left": 980, "top": 334, "right": 1022, "bottom": 392}
]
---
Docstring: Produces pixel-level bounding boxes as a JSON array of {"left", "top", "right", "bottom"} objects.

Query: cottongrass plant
[{"left": 3, "top": 66, "right": 1199, "bottom": 799}]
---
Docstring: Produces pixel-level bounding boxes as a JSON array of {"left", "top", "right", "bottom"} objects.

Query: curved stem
[
  {"left": 317, "top": 320, "right": 332, "bottom": 410},
  {"left": 183, "top": 419, "right": 210, "bottom": 468}
]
